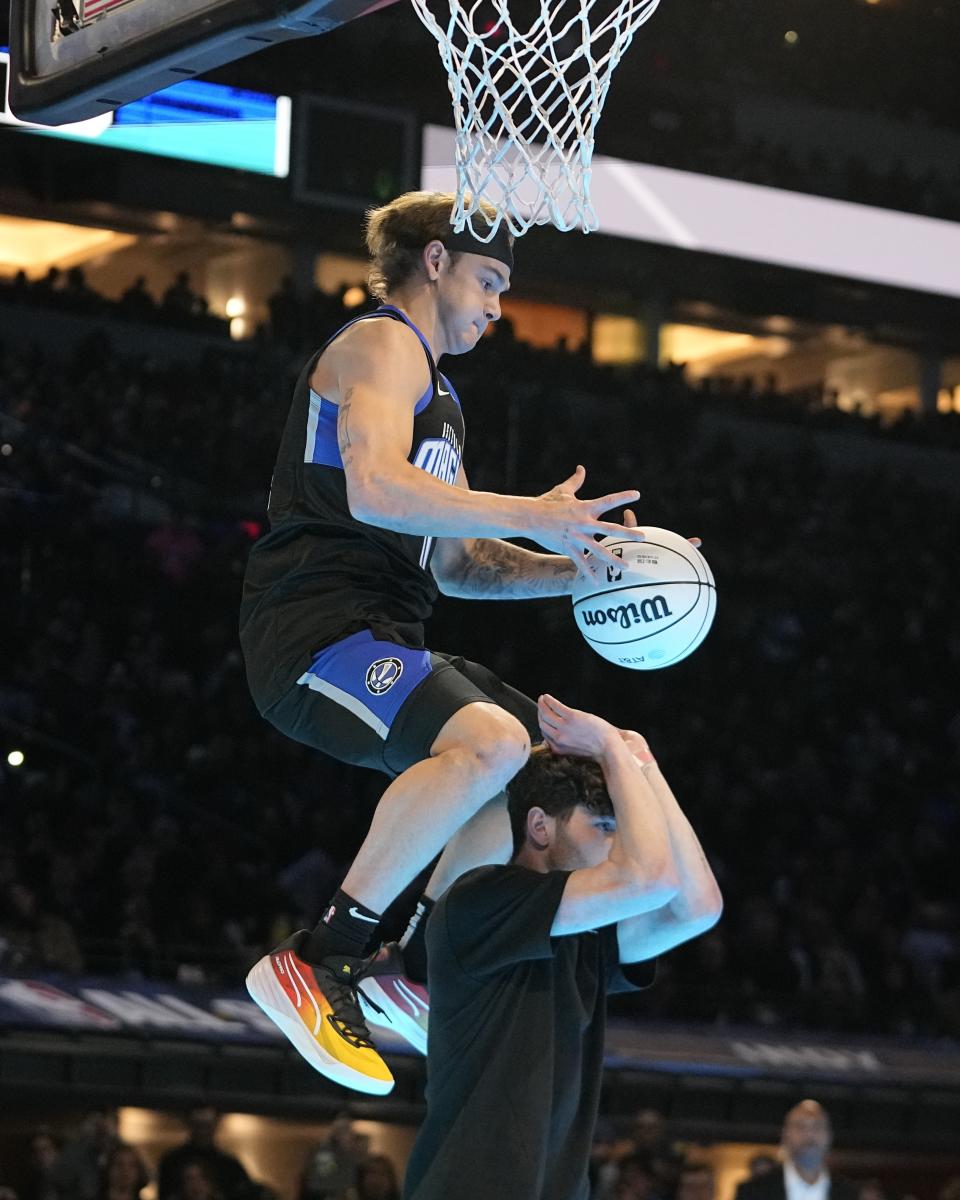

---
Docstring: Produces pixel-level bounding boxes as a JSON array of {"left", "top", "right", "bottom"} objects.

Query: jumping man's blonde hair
[{"left": 365, "top": 191, "right": 506, "bottom": 300}]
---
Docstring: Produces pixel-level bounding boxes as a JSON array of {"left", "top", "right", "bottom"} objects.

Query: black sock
[
  {"left": 306, "top": 890, "right": 382, "bottom": 962},
  {"left": 399, "top": 895, "right": 435, "bottom": 984}
]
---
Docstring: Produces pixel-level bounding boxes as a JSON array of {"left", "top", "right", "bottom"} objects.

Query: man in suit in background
[{"left": 735, "top": 1101, "right": 858, "bottom": 1200}]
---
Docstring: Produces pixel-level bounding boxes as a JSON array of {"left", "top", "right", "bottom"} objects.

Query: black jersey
[{"left": 240, "top": 306, "right": 465, "bottom": 712}]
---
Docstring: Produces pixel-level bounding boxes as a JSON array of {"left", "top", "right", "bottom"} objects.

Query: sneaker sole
[
  {"left": 246, "top": 956, "right": 394, "bottom": 1095},
  {"left": 358, "top": 978, "right": 428, "bottom": 1056}
]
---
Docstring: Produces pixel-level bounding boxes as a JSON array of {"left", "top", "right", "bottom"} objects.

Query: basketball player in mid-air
[{"left": 240, "top": 191, "right": 642, "bottom": 1095}]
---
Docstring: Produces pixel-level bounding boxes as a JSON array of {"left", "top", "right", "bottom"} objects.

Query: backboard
[{"left": 7, "top": 0, "right": 399, "bottom": 125}]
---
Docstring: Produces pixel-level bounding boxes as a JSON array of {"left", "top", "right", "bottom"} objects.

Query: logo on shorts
[{"left": 365, "top": 657, "right": 404, "bottom": 695}]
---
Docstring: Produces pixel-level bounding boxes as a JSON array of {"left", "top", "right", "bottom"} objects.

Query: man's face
[
  {"left": 188, "top": 1108, "right": 219, "bottom": 1146},
  {"left": 548, "top": 805, "right": 616, "bottom": 871},
  {"left": 782, "top": 1108, "right": 831, "bottom": 1174},
  {"left": 436, "top": 250, "right": 510, "bottom": 354},
  {"left": 633, "top": 1109, "right": 666, "bottom": 1148},
  {"left": 676, "top": 1169, "right": 715, "bottom": 1200}
]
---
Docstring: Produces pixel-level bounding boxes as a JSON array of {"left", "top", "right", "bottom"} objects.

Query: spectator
[
  {"left": 98, "top": 1146, "right": 149, "bottom": 1200},
  {"left": 52, "top": 1111, "right": 123, "bottom": 1200},
  {"left": 356, "top": 1156, "right": 400, "bottom": 1200},
  {"left": 161, "top": 272, "right": 207, "bottom": 327},
  {"left": 299, "top": 1115, "right": 363, "bottom": 1200},
  {"left": 21, "top": 1129, "right": 59, "bottom": 1200},
  {"left": 613, "top": 1156, "right": 661, "bottom": 1200},
  {"left": 121, "top": 278, "right": 158, "bottom": 322},
  {"left": 627, "top": 1111, "right": 683, "bottom": 1199},
  {"left": 175, "top": 1163, "right": 222, "bottom": 1200},
  {"left": 734, "top": 1101, "right": 858, "bottom": 1200},
  {"left": 677, "top": 1165, "right": 716, "bottom": 1200},
  {"left": 157, "top": 1108, "right": 252, "bottom": 1200}
]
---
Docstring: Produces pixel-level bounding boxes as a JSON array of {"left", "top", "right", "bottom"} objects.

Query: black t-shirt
[
  {"left": 403, "top": 865, "right": 656, "bottom": 1200},
  {"left": 239, "top": 305, "right": 465, "bottom": 712}
]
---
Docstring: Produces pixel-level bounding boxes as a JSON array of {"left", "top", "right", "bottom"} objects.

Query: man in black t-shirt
[{"left": 404, "top": 694, "right": 723, "bottom": 1200}]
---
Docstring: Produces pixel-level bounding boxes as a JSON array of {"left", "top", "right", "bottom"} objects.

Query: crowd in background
[
  {"left": 1, "top": 302, "right": 958, "bottom": 1040},
  {"left": 4, "top": 275, "right": 960, "bottom": 462},
  {"left": 0, "top": 1106, "right": 397, "bottom": 1200},
  {"left": 1, "top": 1103, "right": 958, "bottom": 1200}
]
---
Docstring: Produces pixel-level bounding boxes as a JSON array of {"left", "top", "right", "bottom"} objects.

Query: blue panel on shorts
[{"left": 298, "top": 630, "right": 432, "bottom": 739}]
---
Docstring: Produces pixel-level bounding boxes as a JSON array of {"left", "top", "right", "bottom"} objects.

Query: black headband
[{"left": 443, "top": 223, "right": 515, "bottom": 274}]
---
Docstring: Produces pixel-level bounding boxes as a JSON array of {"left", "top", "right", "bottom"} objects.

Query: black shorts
[{"left": 262, "top": 629, "right": 539, "bottom": 777}]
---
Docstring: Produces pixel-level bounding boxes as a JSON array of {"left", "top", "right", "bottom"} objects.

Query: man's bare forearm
[
  {"left": 438, "top": 538, "right": 578, "bottom": 599},
  {"left": 643, "top": 762, "right": 722, "bottom": 922},
  {"left": 599, "top": 740, "right": 677, "bottom": 890}
]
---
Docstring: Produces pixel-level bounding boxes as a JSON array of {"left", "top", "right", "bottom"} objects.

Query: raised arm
[
  {"left": 614, "top": 730, "right": 723, "bottom": 962},
  {"left": 537, "top": 698, "right": 680, "bottom": 936},
  {"left": 320, "top": 319, "right": 638, "bottom": 568}
]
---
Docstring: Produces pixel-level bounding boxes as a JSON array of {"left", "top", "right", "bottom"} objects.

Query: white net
[{"left": 409, "top": 0, "right": 661, "bottom": 239}]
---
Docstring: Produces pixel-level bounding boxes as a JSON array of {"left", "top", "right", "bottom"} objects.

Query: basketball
[{"left": 572, "top": 528, "right": 716, "bottom": 670}]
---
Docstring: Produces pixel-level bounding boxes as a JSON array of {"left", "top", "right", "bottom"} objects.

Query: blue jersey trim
[
  {"left": 303, "top": 306, "right": 457, "bottom": 462},
  {"left": 304, "top": 390, "right": 343, "bottom": 467}
]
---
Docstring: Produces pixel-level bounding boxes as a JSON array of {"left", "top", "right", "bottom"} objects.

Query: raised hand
[
  {"left": 537, "top": 693, "right": 620, "bottom": 760},
  {"left": 533, "top": 465, "right": 642, "bottom": 570}
]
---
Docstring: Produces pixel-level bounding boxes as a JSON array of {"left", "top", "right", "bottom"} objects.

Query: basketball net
[{"left": 409, "top": 0, "right": 661, "bottom": 239}]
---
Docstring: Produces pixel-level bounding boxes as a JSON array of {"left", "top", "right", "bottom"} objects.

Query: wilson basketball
[{"left": 572, "top": 528, "right": 716, "bottom": 669}]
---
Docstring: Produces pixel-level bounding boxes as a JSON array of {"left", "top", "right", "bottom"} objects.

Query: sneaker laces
[{"left": 317, "top": 961, "right": 381, "bottom": 1050}]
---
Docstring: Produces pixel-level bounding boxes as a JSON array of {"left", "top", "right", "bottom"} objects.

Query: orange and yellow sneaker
[{"left": 245, "top": 931, "right": 394, "bottom": 1095}]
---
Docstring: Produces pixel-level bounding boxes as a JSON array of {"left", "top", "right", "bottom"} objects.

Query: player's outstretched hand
[
  {"left": 535, "top": 465, "right": 641, "bottom": 570},
  {"left": 538, "top": 693, "right": 620, "bottom": 760}
]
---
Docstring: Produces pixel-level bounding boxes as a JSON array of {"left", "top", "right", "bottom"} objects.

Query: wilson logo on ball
[
  {"left": 572, "top": 528, "right": 717, "bottom": 671},
  {"left": 582, "top": 596, "right": 673, "bottom": 630}
]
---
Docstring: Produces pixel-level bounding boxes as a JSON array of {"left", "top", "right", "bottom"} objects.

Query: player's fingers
[
  {"left": 688, "top": 536, "right": 702, "bottom": 548},
  {"left": 623, "top": 508, "right": 639, "bottom": 529},
  {"left": 570, "top": 536, "right": 616, "bottom": 569},
  {"left": 538, "top": 695, "right": 569, "bottom": 726},
  {"left": 588, "top": 540, "right": 635, "bottom": 570},
  {"left": 554, "top": 464, "right": 586, "bottom": 495},
  {"left": 584, "top": 489, "right": 640, "bottom": 515},
  {"left": 573, "top": 549, "right": 603, "bottom": 582},
  {"left": 592, "top": 520, "right": 645, "bottom": 540},
  {"left": 541, "top": 693, "right": 575, "bottom": 720}
]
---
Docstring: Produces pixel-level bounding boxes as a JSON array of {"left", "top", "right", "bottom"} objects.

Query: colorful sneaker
[
  {"left": 358, "top": 942, "right": 430, "bottom": 1056},
  {"left": 245, "top": 931, "right": 394, "bottom": 1095}
]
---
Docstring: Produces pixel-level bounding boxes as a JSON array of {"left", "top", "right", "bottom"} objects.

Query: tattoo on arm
[
  {"left": 336, "top": 388, "right": 354, "bottom": 458},
  {"left": 456, "top": 539, "right": 575, "bottom": 598}
]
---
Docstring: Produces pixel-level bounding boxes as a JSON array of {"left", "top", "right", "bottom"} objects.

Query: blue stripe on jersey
[
  {"left": 304, "top": 390, "right": 343, "bottom": 467},
  {"left": 305, "top": 378, "right": 443, "bottom": 465}
]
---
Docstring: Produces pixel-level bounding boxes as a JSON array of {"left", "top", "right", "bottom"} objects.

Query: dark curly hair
[{"left": 506, "top": 745, "right": 613, "bottom": 857}]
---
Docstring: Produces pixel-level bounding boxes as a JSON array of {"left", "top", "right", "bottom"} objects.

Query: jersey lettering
[
  {"left": 412, "top": 422, "right": 463, "bottom": 487},
  {"left": 412, "top": 422, "right": 463, "bottom": 567}
]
